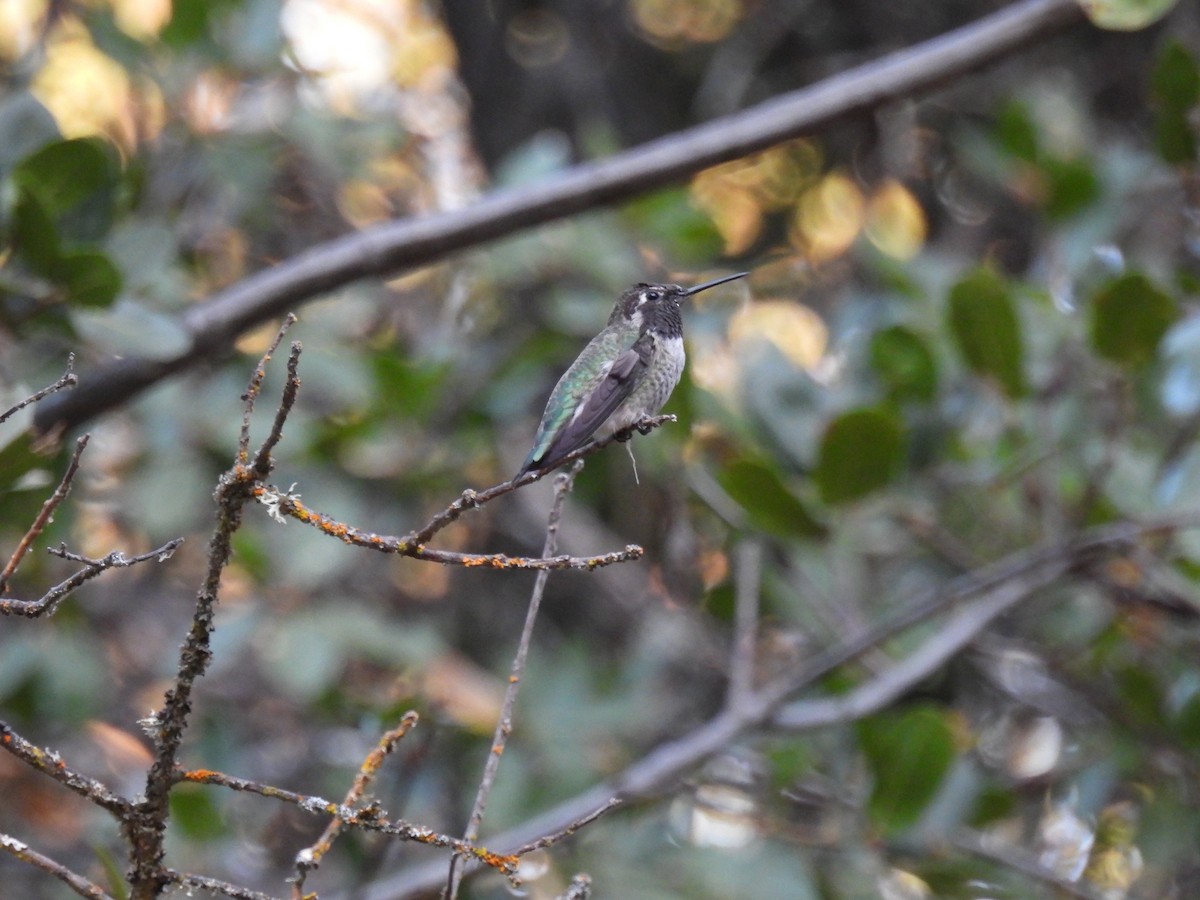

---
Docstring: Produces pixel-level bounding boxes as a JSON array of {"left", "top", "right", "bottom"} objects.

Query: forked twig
[
  {"left": 0, "top": 538, "right": 183, "bottom": 619},
  {"left": 238, "top": 314, "right": 298, "bottom": 465},
  {"left": 0, "top": 434, "right": 89, "bottom": 595},
  {"left": 290, "top": 711, "right": 421, "bottom": 897},
  {"left": 177, "top": 767, "right": 518, "bottom": 882}
]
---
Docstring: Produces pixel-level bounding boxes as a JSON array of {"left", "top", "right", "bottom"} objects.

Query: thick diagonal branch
[{"left": 33, "top": 0, "right": 1084, "bottom": 436}]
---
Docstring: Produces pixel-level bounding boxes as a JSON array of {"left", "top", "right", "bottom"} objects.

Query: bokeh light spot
[
  {"left": 790, "top": 171, "right": 865, "bottom": 263},
  {"left": 865, "top": 178, "right": 927, "bottom": 260}
]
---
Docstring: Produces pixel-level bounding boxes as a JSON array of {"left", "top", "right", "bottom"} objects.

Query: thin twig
[
  {"left": 291, "top": 711, "right": 421, "bottom": 898},
  {"left": 177, "top": 768, "right": 518, "bottom": 880},
  {"left": 32, "top": 0, "right": 1087, "bottom": 436},
  {"left": 0, "top": 832, "right": 112, "bottom": 900},
  {"left": 238, "top": 314, "right": 297, "bottom": 465},
  {"left": 447, "top": 462, "right": 583, "bottom": 899},
  {"left": 166, "top": 870, "right": 284, "bottom": 900},
  {"left": 510, "top": 799, "right": 623, "bottom": 856},
  {"left": 0, "top": 721, "right": 130, "bottom": 815},
  {"left": 0, "top": 353, "right": 76, "bottom": 425},
  {"left": 0, "top": 538, "right": 183, "bottom": 619},
  {"left": 125, "top": 320, "right": 302, "bottom": 900},
  {"left": 728, "top": 538, "right": 763, "bottom": 707},
  {"left": 0, "top": 434, "right": 89, "bottom": 595}
]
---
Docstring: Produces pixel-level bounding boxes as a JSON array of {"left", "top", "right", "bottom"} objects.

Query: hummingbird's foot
[
  {"left": 634, "top": 419, "right": 656, "bottom": 435},
  {"left": 614, "top": 429, "right": 634, "bottom": 443}
]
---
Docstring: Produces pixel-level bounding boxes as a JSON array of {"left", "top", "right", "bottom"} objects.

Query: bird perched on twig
[{"left": 516, "top": 272, "right": 748, "bottom": 479}]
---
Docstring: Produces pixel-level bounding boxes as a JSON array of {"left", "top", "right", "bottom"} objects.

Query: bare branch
[
  {"left": 0, "top": 721, "right": 129, "bottom": 815},
  {"left": 447, "top": 462, "right": 582, "bottom": 898},
  {"left": 32, "top": 0, "right": 1087, "bottom": 436},
  {"left": 290, "top": 711, "right": 421, "bottom": 897},
  {"left": 125, "top": 323, "right": 303, "bottom": 900},
  {"left": 0, "top": 353, "right": 76, "bottom": 425},
  {"left": 0, "top": 832, "right": 112, "bottom": 900}
]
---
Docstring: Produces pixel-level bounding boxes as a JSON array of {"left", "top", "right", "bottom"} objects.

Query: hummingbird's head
[{"left": 608, "top": 272, "right": 749, "bottom": 327}]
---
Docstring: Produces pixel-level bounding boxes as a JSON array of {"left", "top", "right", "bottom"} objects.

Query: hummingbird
[{"left": 515, "top": 271, "right": 748, "bottom": 479}]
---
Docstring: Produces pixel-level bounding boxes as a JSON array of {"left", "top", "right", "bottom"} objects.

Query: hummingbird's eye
[{"left": 645, "top": 289, "right": 662, "bottom": 302}]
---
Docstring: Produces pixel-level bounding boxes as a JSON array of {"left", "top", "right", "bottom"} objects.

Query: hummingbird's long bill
[{"left": 683, "top": 271, "right": 750, "bottom": 297}]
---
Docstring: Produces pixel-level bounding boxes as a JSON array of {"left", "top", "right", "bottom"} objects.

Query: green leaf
[
  {"left": 969, "top": 785, "right": 1018, "bottom": 828},
  {"left": 994, "top": 101, "right": 1039, "bottom": 162},
  {"left": 1043, "top": 157, "right": 1100, "bottom": 219},
  {"left": 1114, "top": 665, "right": 1165, "bottom": 728},
  {"left": 624, "top": 188, "right": 724, "bottom": 263},
  {"left": 170, "top": 785, "right": 226, "bottom": 840},
  {"left": 58, "top": 250, "right": 122, "bottom": 307},
  {"left": 1153, "top": 42, "right": 1200, "bottom": 110},
  {"left": 1156, "top": 112, "right": 1199, "bottom": 165},
  {"left": 373, "top": 355, "right": 451, "bottom": 420},
  {"left": 161, "top": 0, "right": 228, "bottom": 45},
  {"left": 8, "top": 138, "right": 121, "bottom": 302},
  {"left": 815, "top": 406, "right": 905, "bottom": 505},
  {"left": 1077, "top": 0, "right": 1178, "bottom": 30},
  {"left": 947, "top": 268, "right": 1025, "bottom": 397},
  {"left": 12, "top": 138, "right": 117, "bottom": 226},
  {"left": 858, "top": 705, "right": 956, "bottom": 835},
  {"left": 11, "top": 188, "right": 61, "bottom": 272},
  {"left": 1152, "top": 42, "right": 1200, "bottom": 163},
  {"left": 717, "top": 459, "right": 826, "bottom": 538},
  {"left": 1172, "top": 691, "right": 1200, "bottom": 752},
  {"left": 869, "top": 325, "right": 938, "bottom": 402},
  {"left": 1090, "top": 273, "right": 1179, "bottom": 366}
]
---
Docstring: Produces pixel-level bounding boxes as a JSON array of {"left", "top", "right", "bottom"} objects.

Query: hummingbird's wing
[{"left": 517, "top": 335, "right": 651, "bottom": 476}]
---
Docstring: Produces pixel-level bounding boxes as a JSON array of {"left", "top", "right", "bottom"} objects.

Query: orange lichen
[{"left": 472, "top": 846, "right": 520, "bottom": 874}]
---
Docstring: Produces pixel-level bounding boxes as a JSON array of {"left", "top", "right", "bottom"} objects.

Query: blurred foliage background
[{"left": 2, "top": 0, "right": 1200, "bottom": 898}]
